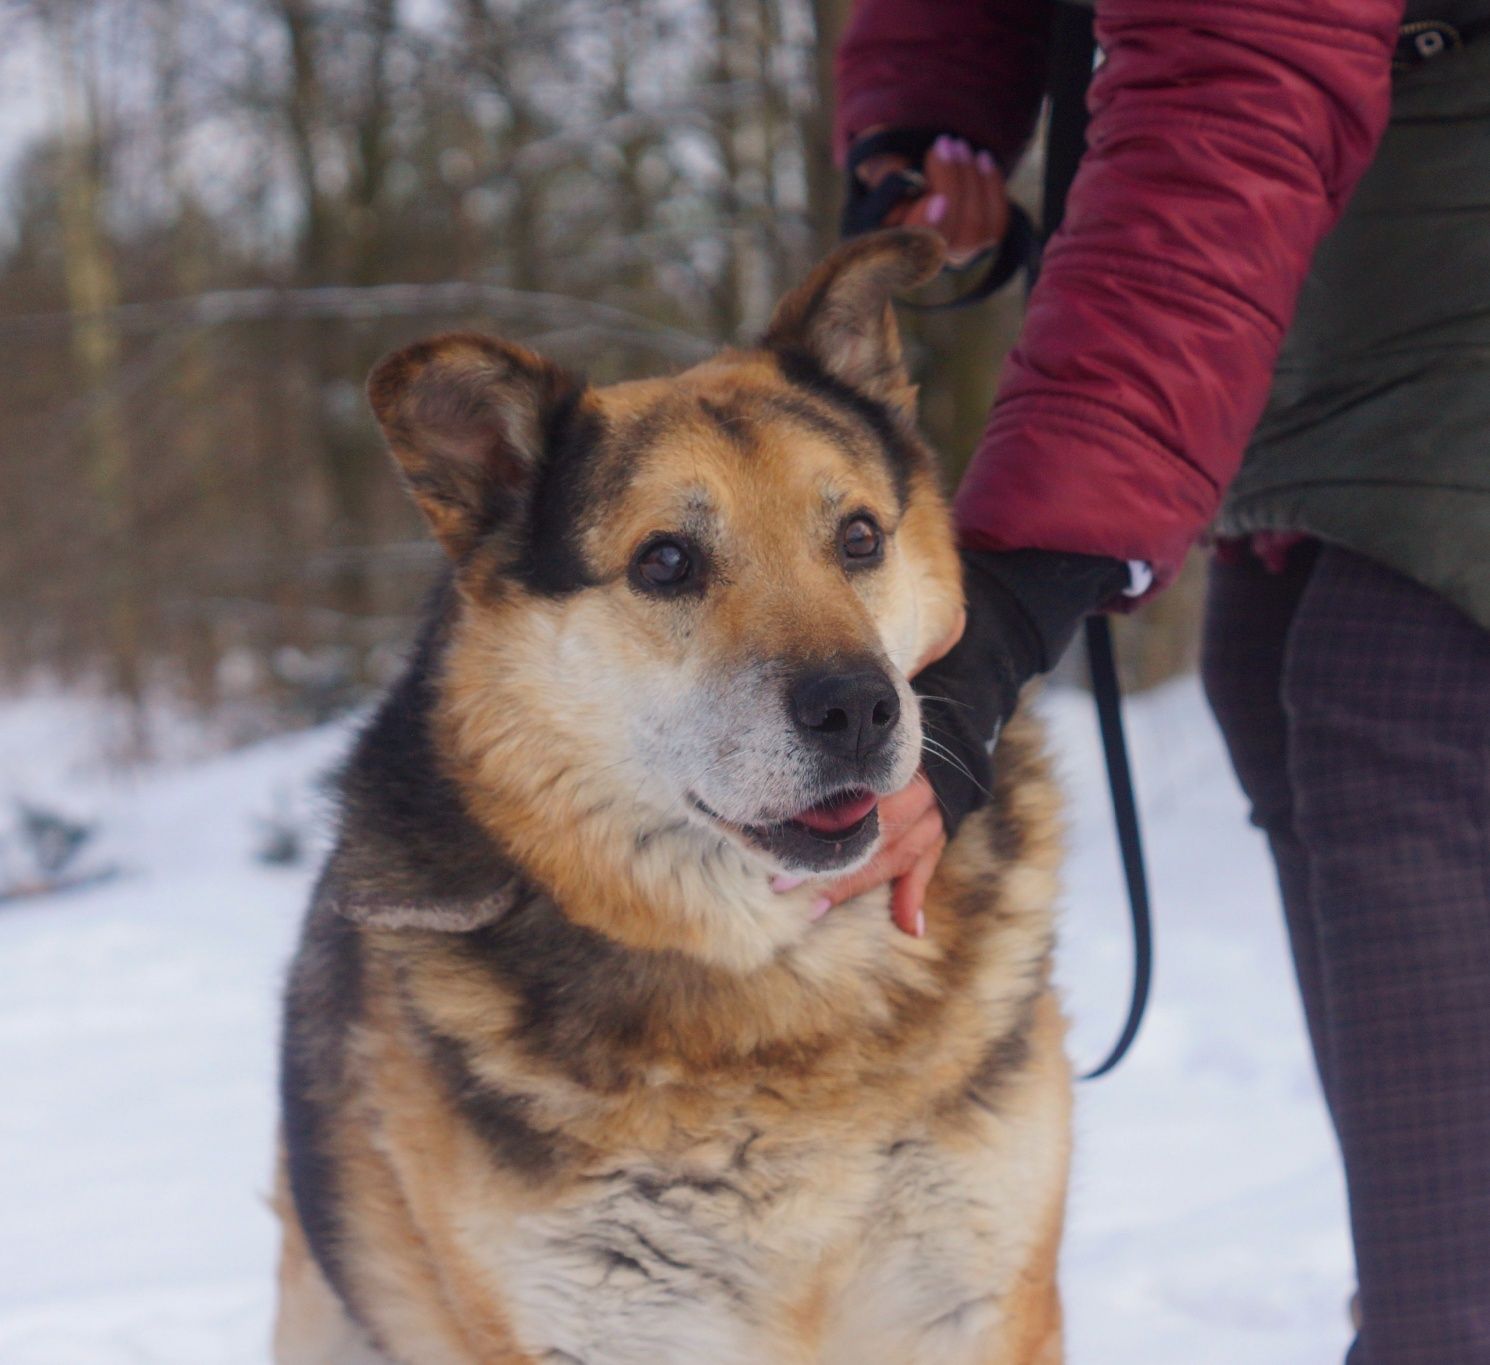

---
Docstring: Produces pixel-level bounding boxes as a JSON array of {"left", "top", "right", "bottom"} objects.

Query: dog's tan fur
[{"left": 274, "top": 230, "right": 1072, "bottom": 1364}]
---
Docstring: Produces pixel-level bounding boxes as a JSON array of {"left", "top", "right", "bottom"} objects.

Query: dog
[{"left": 273, "top": 228, "right": 1071, "bottom": 1365}]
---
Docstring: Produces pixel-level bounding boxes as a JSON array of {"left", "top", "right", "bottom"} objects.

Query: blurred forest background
[{"left": 0, "top": 0, "right": 1201, "bottom": 757}]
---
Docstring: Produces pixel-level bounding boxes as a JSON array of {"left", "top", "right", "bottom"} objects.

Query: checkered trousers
[{"left": 1202, "top": 542, "right": 1490, "bottom": 1365}]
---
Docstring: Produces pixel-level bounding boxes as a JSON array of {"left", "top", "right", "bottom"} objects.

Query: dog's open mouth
[
  {"left": 784, "top": 787, "right": 879, "bottom": 840},
  {"left": 693, "top": 787, "right": 882, "bottom": 873}
]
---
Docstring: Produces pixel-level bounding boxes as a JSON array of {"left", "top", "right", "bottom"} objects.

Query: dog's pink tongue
[{"left": 794, "top": 789, "right": 878, "bottom": 834}]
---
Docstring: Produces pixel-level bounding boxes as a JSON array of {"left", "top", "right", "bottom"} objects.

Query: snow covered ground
[{"left": 0, "top": 679, "right": 1354, "bottom": 1364}]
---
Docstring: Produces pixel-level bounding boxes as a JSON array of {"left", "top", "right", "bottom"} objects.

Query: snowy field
[{"left": 0, "top": 679, "right": 1354, "bottom": 1364}]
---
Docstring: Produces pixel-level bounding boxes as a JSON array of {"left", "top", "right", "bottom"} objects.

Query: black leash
[
  {"left": 1080, "top": 617, "right": 1153, "bottom": 1078},
  {"left": 1042, "top": 3, "right": 1153, "bottom": 1080}
]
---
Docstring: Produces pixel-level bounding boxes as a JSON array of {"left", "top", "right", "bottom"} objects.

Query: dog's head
[{"left": 369, "top": 230, "right": 962, "bottom": 912}]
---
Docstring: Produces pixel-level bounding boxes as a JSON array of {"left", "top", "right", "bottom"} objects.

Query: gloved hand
[{"left": 915, "top": 549, "right": 1132, "bottom": 833}]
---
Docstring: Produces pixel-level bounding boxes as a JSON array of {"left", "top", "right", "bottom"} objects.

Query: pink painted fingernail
[
  {"left": 925, "top": 193, "right": 947, "bottom": 225},
  {"left": 976, "top": 150, "right": 996, "bottom": 174},
  {"left": 952, "top": 139, "right": 972, "bottom": 162},
  {"left": 934, "top": 134, "right": 955, "bottom": 159},
  {"left": 771, "top": 874, "right": 807, "bottom": 894},
  {"left": 914, "top": 909, "right": 927, "bottom": 938},
  {"left": 810, "top": 897, "right": 833, "bottom": 921}
]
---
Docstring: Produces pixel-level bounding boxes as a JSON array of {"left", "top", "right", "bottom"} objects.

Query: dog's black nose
[{"left": 789, "top": 667, "right": 900, "bottom": 760}]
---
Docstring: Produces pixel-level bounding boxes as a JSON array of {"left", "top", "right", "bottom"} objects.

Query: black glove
[{"left": 915, "top": 549, "right": 1131, "bottom": 835}]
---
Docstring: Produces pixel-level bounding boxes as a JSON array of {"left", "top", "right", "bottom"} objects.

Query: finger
[
  {"left": 927, "top": 140, "right": 987, "bottom": 265},
  {"left": 949, "top": 146, "right": 1007, "bottom": 255},
  {"left": 919, "top": 135, "right": 963, "bottom": 198},
  {"left": 886, "top": 808, "right": 947, "bottom": 933},
  {"left": 874, "top": 769, "right": 939, "bottom": 834},
  {"left": 975, "top": 148, "right": 1012, "bottom": 242},
  {"left": 819, "top": 841, "right": 907, "bottom": 909},
  {"left": 899, "top": 191, "right": 945, "bottom": 233},
  {"left": 927, "top": 143, "right": 979, "bottom": 264},
  {"left": 905, "top": 136, "right": 964, "bottom": 240},
  {"left": 820, "top": 788, "right": 935, "bottom": 907},
  {"left": 890, "top": 823, "right": 947, "bottom": 937},
  {"left": 955, "top": 190, "right": 998, "bottom": 265},
  {"left": 925, "top": 138, "right": 1006, "bottom": 266}
]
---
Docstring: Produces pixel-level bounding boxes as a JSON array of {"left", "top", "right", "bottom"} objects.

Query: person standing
[{"left": 807, "top": 2, "right": 1490, "bottom": 1360}]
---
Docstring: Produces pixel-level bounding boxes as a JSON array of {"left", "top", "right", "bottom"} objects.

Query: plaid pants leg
[
  {"left": 1204, "top": 544, "right": 1490, "bottom": 1363},
  {"left": 1202, "top": 543, "right": 1334, "bottom": 1100}
]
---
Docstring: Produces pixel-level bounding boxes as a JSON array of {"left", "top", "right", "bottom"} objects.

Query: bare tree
[{"left": 46, "top": 0, "right": 143, "bottom": 710}]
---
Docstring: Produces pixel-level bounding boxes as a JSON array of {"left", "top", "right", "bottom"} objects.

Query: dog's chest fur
[{"left": 475, "top": 1050, "right": 1066, "bottom": 1365}]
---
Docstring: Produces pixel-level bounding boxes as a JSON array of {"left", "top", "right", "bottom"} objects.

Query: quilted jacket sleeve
[{"left": 952, "top": 0, "right": 1404, "bottom": 584}]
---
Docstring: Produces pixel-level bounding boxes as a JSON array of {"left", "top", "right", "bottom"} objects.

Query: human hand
[
  {"left": 779, "top": 609, "right": 966, "bottom": 939},
  {"left": 812, "top": 768, "right": 943, "bottom": 938},
  {"left": 855, "top": 134, "right": 1010, "bottom": 269}
]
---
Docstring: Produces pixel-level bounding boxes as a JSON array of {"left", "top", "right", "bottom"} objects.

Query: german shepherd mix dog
[{"left": 274, "top": 229, "right": 1070, "bottom": 1365}]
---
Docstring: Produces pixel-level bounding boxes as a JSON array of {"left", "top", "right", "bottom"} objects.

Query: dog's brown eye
[
  {"left": 635, "top": 539, "right": 693, "bottom": 589},
  {"left": 841, "top": 517, "right": 882, "bottom": 563}
]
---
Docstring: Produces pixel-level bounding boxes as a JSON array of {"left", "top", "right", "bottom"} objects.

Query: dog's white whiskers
[
  {"left": 919, "top": 734, "right": 989, "bottom": 796},
  {"left": 920, "top": 734, "right": 977, "bottom": 782},
  {"left": 915, "top": 693, "right": 975, "bottom": 712}
]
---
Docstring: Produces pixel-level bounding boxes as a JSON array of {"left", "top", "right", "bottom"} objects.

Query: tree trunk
[
  {"left": 803, "top": 0, "right": 851, "bottom": 254},
  {"left": 52, "top": 5, "right": 143, "bottom": 712}
]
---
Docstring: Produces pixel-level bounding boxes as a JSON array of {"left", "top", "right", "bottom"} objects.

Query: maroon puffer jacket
[{"left": 836, "top": 0, "right": 1403, "bottom": 589}]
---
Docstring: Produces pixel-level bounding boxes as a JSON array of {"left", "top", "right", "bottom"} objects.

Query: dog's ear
[
  {"left": 368, "top": 332, "right": 581, "bottom": 561},
  {"left": 763, "top": 228, "right": 944, "bottom": 414}
]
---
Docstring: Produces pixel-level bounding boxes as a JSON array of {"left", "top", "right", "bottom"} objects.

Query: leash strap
[
  {"left": 1039, "top": 1, "right": 1154, "bottom": 1080},
  {"left": 1080, "top": 616, "right": 1154, "bottom": 1078}
]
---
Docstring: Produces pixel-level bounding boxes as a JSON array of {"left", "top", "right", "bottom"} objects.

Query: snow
[{"left": 0, "top": 679, "right": 1354, "bottom": 1363}]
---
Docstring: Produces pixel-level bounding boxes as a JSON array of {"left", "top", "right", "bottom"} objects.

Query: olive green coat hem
[{"left": 1218, "top": 483, "right": 1490, "bottom": 632}]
